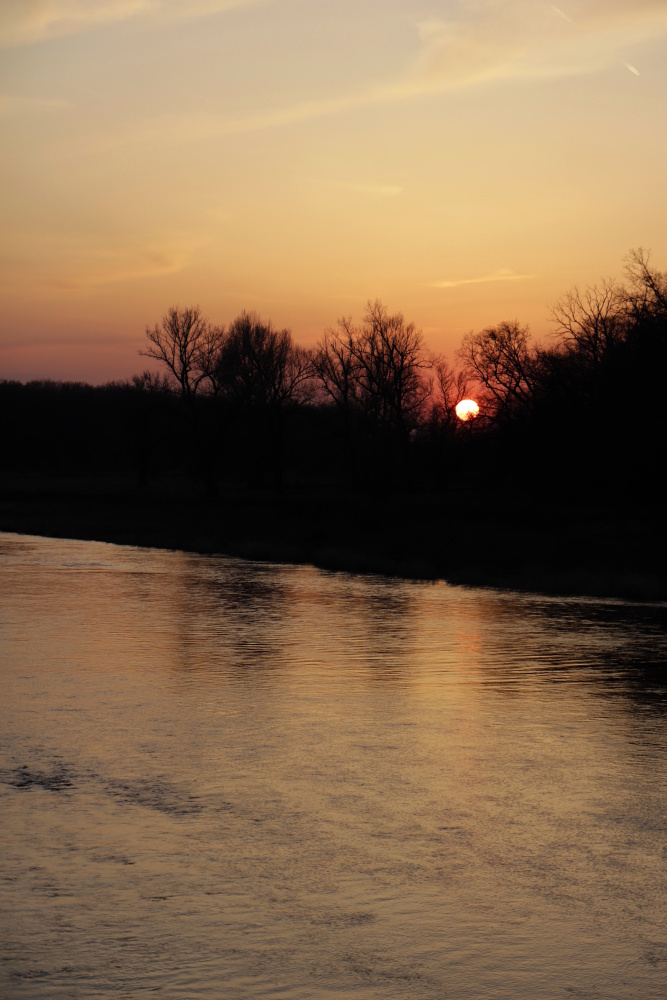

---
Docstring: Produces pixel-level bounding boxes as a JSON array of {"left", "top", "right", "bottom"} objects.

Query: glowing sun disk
[{"left": 455, "top": 398, "right": 480, "bottom": 421}]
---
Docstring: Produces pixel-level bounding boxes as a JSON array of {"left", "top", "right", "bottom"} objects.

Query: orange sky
[{"left": 1, "top": 1, "right": 666, "bottom": 382}]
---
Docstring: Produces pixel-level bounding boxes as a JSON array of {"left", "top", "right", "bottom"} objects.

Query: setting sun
[
  {"left": 455, "top": 399, "right": 480, "bottom": 422},
  {"left": 1, "top": 5, "right": 667, "bottom": 998},
  {"left": 1, "top": 2, "right": 666, "bottom": 382}
]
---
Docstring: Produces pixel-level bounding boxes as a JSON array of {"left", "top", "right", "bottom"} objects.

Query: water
[{"left": 1, "top": 531, "right": 666, "bottom": 999}]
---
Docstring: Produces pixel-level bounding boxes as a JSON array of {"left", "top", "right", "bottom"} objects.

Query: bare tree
[
  {"left": 141, "top": 306, "right": 226, "bottom": 402},
  {"left": 128, "top": 370, "right": 173, "bottom": 488},
  {"left": 623, "top": 247, "right": 667, "bottom": 322},
  {"left": 550, "top": 279, "right": 626, "bottom": 365},
  {"left": 457, "top": 320, "right": 535, "bottom": 419},
  {"left": 356, "top": 300, "right": 431, "bottom": 435},
  {"left": 314, "top": 301, "right": 430, "bottom": 435},
  {"left": 195, "top": 322, "right": 229, "bottom": 397},
  {"left": 312, "top": 317, "right": 361, "bottom": 412},
  {"left": 140, "top": 307, "right": 228, "bottom": 496},
  {"left": 429, "top": 354, "right": 469, "bottom": 428},
  {"left": 217, "top": 312, "right": 311, "bottom": 408},
  {"left": 131, "top": 369, "right": 171, "bottom": 394}
]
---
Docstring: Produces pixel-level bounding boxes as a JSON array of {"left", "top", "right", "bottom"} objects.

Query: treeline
[{"left": 2, "top": 249, "right": 665, "bottom": 504}]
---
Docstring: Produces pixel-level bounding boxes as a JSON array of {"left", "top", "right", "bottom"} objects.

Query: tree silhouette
[
  {"left": 358, "top": 300, "right": 431, "bottom": 436},
  {"left": 457, "top": 321, "right": 535, "bottom": 420},
  {"left": 313, "top": 301, "right": 431, "bottom": 482},
  {"left": 213, "top": 312, "right": 312, "bottom": 488},
  {"left": 313, "top": 316, "right": 361, "bottom": 412},
  {"left": 429, "top": 354, "right": 469, "bottom": 428},
  {"left": 623, "top": 247, "right": 667, "bottom": 325},
  {"left": 140, "top": 306, "right": 227, "bottom": 495},
  {"left": 315, "top": 300, "right": 430, "bottom": 435},
  {"left": 141, "top": 306, "right": 225, "bottom": 403},
  {"left": 217, "top": 312, "right": 311, "bottom": 409},
  {"left": 550, "top": 279, "right": 625, "bottom": 367}
]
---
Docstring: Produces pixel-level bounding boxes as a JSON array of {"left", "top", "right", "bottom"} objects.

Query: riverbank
[{"left": 1, "top": 476, "right": 664, "bottom": 601}]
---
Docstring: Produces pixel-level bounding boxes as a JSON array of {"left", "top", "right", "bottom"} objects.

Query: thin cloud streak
[
  {"left": 0, "top": 234, "right": 207, "bottom": 293},
  {"left": 60, "top": 94, "right": 376, "bottom": 158},
  {"left": 312, "top": 179, "right": 402, "bottom": 199},
  {"left": 431, "top": 270, "right": 534, "bottom": 290},
  {"left": 408, "top": 2, "right": 667, "bottom": 95},
  {"left": 0, "top": 0, "right": 151, "bottom": 48},
  {"left": 0, "top": 94, "right": 71, "bottom": 114},
  {"left": 0, "top": 0, "right": 268, "bottom": 49},
  {"left": 550, "top": 5, "right": 572, "bottom": 23},
  {"left": 0, "top": 333, "right": 140, "bottom": 351},
  {"left": 57, "top": 1, "right": 667, "bottom": 157},
  {"left": 340, "top": 182, "right": 402, "bottom": 198}
]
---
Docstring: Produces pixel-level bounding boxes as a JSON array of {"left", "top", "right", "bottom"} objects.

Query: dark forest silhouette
[{"left": 2, "top": 249, "right": 665, "bottom": 597}]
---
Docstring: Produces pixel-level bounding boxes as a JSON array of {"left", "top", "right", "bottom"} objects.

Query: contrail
[
  {"left": 550, "top": 5, "right": 572, "bottom": 22},
  {"left": 431, "top": 270, "right": 533, "bottom": 290},
  {"left": 624, "top": 62, "right": 640, "bottom": 76}
]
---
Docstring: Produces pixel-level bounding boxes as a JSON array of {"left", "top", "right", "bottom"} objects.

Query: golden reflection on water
[{"left": 1, "top": 532, "right": 666, "bottom": 999}]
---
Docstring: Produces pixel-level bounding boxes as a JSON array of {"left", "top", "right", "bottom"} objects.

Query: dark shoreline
[{"left": 1, "top": 476, "right": 665, "bottom": 602}]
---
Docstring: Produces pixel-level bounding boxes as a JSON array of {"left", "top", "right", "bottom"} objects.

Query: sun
[{"left": 455, "top": 398, "right": 480, "bottom": 422}]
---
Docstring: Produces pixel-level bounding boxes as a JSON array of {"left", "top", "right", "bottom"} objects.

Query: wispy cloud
[
  {"left": 340, "top": 182, "right": 402, "bottom": 198},
  {"left": 0, "top": 0, "right": 150, "bottom": 48},
  {"left": 0, "top": 0, "right": 267, "bottom": 49},
  {"left": 404, "top": 1, "right": 667, "bottom": 95},
  {"left": 29, "top": 0, "right": 667, "bottom": 157},
  {"left": 53, "top": 246, "right": 192, "bottom": 290},
  {"left": 0, "top": 232, "right": 206, "bottom": 293},
  {"left": 61, "top": 95, "right": 374, "bottom": 157},
  {"left": 64, "top": 0, "right": 667, "bottom": 149},
  {"left": 550, "top": 5, "right": 572, "bottom": 24},
  {"left": 0, "top": 332, "right": 141, "bottom": 351},
  {"left": 310, "top": 179, "right": 402, "bottom": 199},
  {"left": 0, "top": 94, "right": 71, "bottom": 114},
  {"left": 430, "top": 270, "right": 534, "bottom": 290}
]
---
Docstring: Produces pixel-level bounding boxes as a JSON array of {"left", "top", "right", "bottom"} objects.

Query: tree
[
  {"left": 141, "top": 306, "right": 225, "bottom": 403},
  {"left": 429, "top": 354, "right": 469, "bottom": 429},
  {"left": 313, "top": 300, "right": 431, "bottom": 483},
  {"left": 130, "top": 370, "right": 172, "bottom": 488},
  {"left": 131, "top": 369, "right": 171, "bottom": 394},
  {"left": 313, "top": 316, "right": 361, "bottom": 412},
  {"left": 213, "top": 311, "right": 312, "bottom": 488},
  {"left": 357, "top": 300, "right": 431, "bottom": 435},
  {"left": 314, "top": 300, "right": 430, "bottom": 435},
  {"left": 550, "top": 279, "right": 626, "bottom": 366},
  {"left": 622, "top": 247, "right": 667, "bottom": 327},
  {"left": 217, "top": 311, "right": 311, "bottom": 409},
  {"left": 457, "top": 320, "right": 536, "bottom": 420},
  {"left": 140, "top": 306, "right": 227, "bottom": 495},
  {"left": 312, "top": 316, "right": 363, "bottom": 480}
]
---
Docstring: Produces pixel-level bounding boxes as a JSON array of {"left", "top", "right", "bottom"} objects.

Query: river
[{"left": 1, "top": 531, "right": 666, "bottom": 998}]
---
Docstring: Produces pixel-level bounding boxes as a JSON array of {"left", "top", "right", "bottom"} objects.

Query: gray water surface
[{"left": 1, "top": 531, "right": 666, "bottom": 999}]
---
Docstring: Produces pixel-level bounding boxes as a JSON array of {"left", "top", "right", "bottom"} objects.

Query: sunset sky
[{"left": 2, "top": 0, "right": 666, "bottom": 382}]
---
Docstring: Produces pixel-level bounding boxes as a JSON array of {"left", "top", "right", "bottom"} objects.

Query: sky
[{"left": 1, "top": 0, "right": 666, "bottom": 382}]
